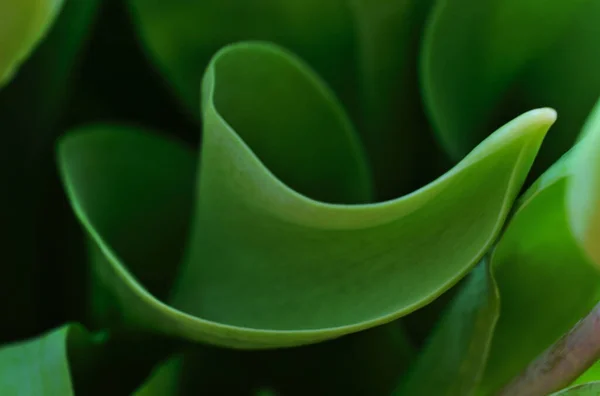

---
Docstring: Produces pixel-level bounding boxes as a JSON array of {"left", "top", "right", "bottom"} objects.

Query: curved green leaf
[
  {"left": 551, "top": 382, "right": 600, "bottom": 396},
  {"left": 396, "top": 258, "right": 499, "bottom": 396},
  {"left": 59, "top": 42, "right": 552, "bottom": 349},
  {"left": 0, "top": 0, "right": 64, "bottom": 85},
  {"left": 479, "top": 98, "right": 600, "bottom": 394},
  {"left": 422, "top": 0, "right": 593, "bottom": 162}
]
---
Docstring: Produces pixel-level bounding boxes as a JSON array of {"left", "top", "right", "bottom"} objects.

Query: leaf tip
[{"left": 533, "top": 107, "right": 558, "bottom": 125}]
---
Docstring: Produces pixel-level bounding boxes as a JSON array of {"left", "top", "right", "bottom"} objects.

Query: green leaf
[
  {"left": 396, "top": 259, "right": 499, "bottom": 395},
  {"left": 574, "top": 361, "right": 600, "bottom": 387},
  {"left": 59, "top": 42, "right": 552, "bottom": 349},
  {"left": 567, "top": 98, "right": 600, "bottom": 267},
  {"left": 550, "top": 382, "right": 600, "bottom": 396},
  {"left": 422, "top": 0, "right": 593, "bottom": 162},
  {"left": 0, "top": 324, "right": 85, "bottom": 395},
  {"left": 479, "top": 98, "right": 600, "bottom": 394},
  {"left": 0, "top": 0, "right": 64, "bottom": 85}
]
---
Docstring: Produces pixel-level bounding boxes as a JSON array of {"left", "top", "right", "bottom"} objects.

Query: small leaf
[
  {"left": 479, "top": 98, "right": 600, "bottom": 394},
  {"left": 0, "top": 324, "right": 85, "bottom": 395},
  {"left": 395, "top": 258, "right": 499, "bottom": 396},
  {"left": 550, "top": 382, "right": 600, "bottom": 395},
  {"left": 134, "top": 356, "right": 182, "bottom": 396},
  {"left": 59, "top": 42, "right": 553, "bottom": 348},
  {"left": 0, "top": 0, "right": 64, "bottom": 85}
]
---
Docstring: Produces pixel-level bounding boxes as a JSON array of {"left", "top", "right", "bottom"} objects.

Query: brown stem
[{"left": 497, "top": 300, "right": 600, "bottom": 396}]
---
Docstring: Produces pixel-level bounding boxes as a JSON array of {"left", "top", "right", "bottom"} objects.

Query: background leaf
[
  {"left": 422, "top": 0, "right": 598, "bottom": 178},
  {"left": 128, "top": 0, "right": 356, "bottom": 118},
  {"left": 0, "top": 0, "right": 63, "bottom": 85},
  {"left": 396, "top": 259, "right": 499, "bottom": 396},
  {"left": 0, "top": 324, "right": 82, "bottom": 395},
  {"left": 345, "top": 0, "right": 445, "bottom": 199}
]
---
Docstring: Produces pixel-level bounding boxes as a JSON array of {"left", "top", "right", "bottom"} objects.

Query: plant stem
[{"left": 498, "top": 300, "right": 600, "bottom": 396}]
